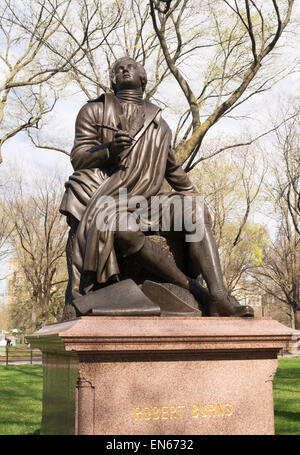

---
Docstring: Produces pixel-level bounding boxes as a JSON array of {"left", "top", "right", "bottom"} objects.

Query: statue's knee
[
  {"left": 115, "top": 215, "right": 145, "bottom": 257},
  {"left": 182, "top": 201, "right": 212, "bottom": 237}
]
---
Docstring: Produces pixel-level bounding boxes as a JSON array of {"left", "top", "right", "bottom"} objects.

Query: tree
[
  {"left": 0, "top": 197, "right": 13, "bottom": 261},
  {"left": 251, "top": 117, "right": 300, "bottom": 328},
  {"left": 275, "top": 109, "right": 300, "bottom": 235},
  {"left": 190, "top": 147, "right": 267, "bottom": 294},
  {"left": 0, "top": 0, "right": 124, "bottom": 162},
  {"left": 25, "top": 0, "right": 168, "bottom": 156},
  {"left": 0, "top": 307, "right": 9, "bottom": 331},
  {"left": 0, "top": 173, "right": 14, "bottom": 271},
  {"left": 149, "top": 0, "right": 296, "bottom": 167},
  {"left": 7, "top": 268, "right": 36, "bottom": 332},
  {"left": 252, "top": 219, "right": 300, "bottom": 328},
  {"left": 6, "top": 172, "right": 68, "bottom": 328},
  {"left": 0, "top": 0, "right": 72, "bottom": 162},
  {"left": 3, "top": 0, "right": 296, "bottom": 167}
]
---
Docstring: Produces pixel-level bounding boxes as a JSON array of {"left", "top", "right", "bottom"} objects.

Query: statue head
[{"left": 109, "top": 57, "right": 147, "bottom": 93}]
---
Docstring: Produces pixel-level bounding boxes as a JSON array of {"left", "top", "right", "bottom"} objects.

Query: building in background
[{"left": 236, "top": 281, "right": 294, "bottom": 328}]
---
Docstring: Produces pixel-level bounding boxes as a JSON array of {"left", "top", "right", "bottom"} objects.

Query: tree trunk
[{"left": 295, "top": 308, "right": 300, "bottom": 330}]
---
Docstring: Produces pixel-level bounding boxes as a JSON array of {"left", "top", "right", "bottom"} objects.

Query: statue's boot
[
  {"left": 188, "top": 279, "right": 253, "bottom": 317},
  {"left": 210, "top": 294, "right": 254, "bottom": 317}
]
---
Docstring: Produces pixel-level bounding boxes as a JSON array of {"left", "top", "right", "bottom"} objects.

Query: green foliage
[
  {"left": 190, "top": 152, "right": 268, "bottom": 292},
  {"left": 222, "top": 221, "right": 268, "bottom": 266}
]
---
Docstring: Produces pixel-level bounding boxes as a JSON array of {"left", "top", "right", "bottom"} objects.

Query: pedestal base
[{"left": 28, "top": 317, "right": 296, "bottom": 435}]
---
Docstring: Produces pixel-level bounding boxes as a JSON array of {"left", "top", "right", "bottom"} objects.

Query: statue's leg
[
  {"left": 115, "top": 214, "right": 210, "bottom": 310},
  {"left": 187, "top": 204, "right": 253, "bottom": 316},
  {"left": 116, "top": 229, "right": 189, "bottom": 289},
  {"left": 65, "top": 218, "right": 78, "bottom": 303},
  {"left": 62, "top": 216, "right": 80, "bottom": 320},
  {"left": 188, "top": 204, "right": 227, "bottom": 296}
]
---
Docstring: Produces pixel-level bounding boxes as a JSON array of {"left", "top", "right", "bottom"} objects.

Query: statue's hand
[{"left": 109, "top": 130, "right": 134, "bottom": 157}]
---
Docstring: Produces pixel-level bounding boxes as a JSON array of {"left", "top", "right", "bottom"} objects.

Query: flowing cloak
[{"left": 60, "top": 93, "right": 198, "bottom": 295}]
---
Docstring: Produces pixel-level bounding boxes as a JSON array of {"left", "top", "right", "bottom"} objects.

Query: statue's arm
[
  {"left": 71, "top": 102, "right": 113, "bottom": 171},
  {"left": 165, "top": 147, "right": 197, "bottom": 193}
]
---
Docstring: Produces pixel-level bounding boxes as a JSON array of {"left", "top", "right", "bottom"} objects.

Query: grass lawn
[
  {"left": 0, "top": 359, "right": 299, "bottom": 435},
  {"left": 273, "top": 358, "right": 300, "bottom": 435},
  {"left": 0, "top": 365, "right": 42, "bottom": 435}
]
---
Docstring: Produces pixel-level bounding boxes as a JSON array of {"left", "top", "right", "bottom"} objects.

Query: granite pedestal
[{"left": 27, "top": 316, "right": 297, "bottom": 435}]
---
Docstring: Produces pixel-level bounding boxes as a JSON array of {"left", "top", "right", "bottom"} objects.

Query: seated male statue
[{"left": 60, "top": 56, "right": 254, "bottom": 318}]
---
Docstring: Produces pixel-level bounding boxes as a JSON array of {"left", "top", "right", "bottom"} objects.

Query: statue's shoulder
[
  {"left": 146, "top": 101, "right": 171, "bottom": 134},
  {"left": 87, "top": 92, "right": 117, "bottom": 104},
  {"left": 143, "top": 100, "right": 170, "bottom": 132},
  {"left": 143, "top": 99, "right": 160, "bottom": 113},
  {"left": 86, "top": 92, "right": 122, "bottom": 114},
  {"left": 76, "top": 94, "right": 107, "bottom": 120},
  {"left": 87, "top": 93, "right": 106, "bottom": 104}
]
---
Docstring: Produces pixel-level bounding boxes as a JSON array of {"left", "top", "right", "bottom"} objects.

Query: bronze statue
[{"left": 60, "top": 57, "right": 254, "bottom": 318}]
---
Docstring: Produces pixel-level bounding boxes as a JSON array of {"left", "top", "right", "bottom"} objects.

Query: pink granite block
[{"left": 28, "top": 317, "right": 298, "bottom": 435}]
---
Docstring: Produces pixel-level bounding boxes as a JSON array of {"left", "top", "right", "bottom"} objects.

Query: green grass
[
  {"left": 0, "top": 359, "right": 299, "bottom": 435},
  {"left": 273, "top": 358, "right": 300, "bottom": 435},
  {"left": 0, "top": 365, "right": 43, "bottom": 435}
]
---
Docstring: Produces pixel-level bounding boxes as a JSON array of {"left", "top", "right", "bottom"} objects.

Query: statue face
[{"left": 114, "top": 59, "right": 142, "bottom": 91}]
